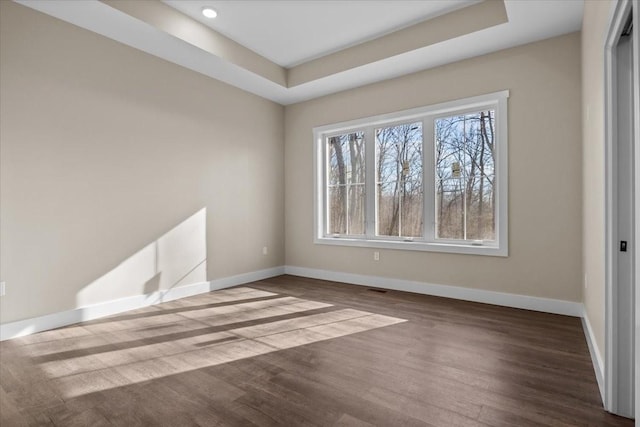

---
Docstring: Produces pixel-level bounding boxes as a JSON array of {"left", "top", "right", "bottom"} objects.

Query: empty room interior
[{"left": 0, "top": 0, "right": 638, "bottom": 426}]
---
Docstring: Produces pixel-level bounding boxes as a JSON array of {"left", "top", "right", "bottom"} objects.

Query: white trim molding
[
  {"left": 0, "top": 266, "right": 284, "bottom": 341},
  {"left": 582, "top": 308, "right": 606, "bottom": 404},
  {"left": 634, "top": 0, "right": 640, "bottom": 421},
  {"left": 603, "top": 0, "right": 637, "bottom": 417},
  {"left": 284, "top": 266, "right": 582, "bottom": 317}
]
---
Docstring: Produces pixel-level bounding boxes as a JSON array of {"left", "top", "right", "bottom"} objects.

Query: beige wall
[
  {"left": 0, "top": 2, "right": 285, "bottom": 323},
  {"left": 284, "top": 33, "right": 583, "bottom": 302},
  {"left": 581, "top": 0, "right": 615, "bottom": 362}
]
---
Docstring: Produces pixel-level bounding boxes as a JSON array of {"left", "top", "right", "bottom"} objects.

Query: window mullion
[
  {"left": 423, "top": 118, "right": 435, "bottom": 242},
  {"left": 463, "top": 116, "right": 468, "bottom": 241},
  {"left": 365, "top": 127, "right": 376, "bottom": 238}
]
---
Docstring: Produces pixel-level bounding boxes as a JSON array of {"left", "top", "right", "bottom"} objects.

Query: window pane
[
  {"left": 402, "top": 176, "right": 424, "bottom": 237},
  {"left": 328, "top": 186, "right": 346, "bottom": 234},
  {"left": 435, "top": 110, "right": 495, "bottom": 241},
  {"left": 436, "top": 179, "right": 464, "bottom": 239},
  {"left": 375, "top": 122, "right": 423, "bottom": 237},
  {"left": 348, "top": 183, "right": 366, "bottom": 234},
  {"left": 377, "top": 181, "right": 399, "bottom": 236},
  {"left": 327, "top": 132, "right": 365, "bottom": 235},
  {"left": 466, "top": 173, "right": 495, "bottom": 240}
]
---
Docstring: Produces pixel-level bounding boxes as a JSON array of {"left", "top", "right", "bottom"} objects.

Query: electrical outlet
[
  {"left": 373, "top": 251, "right": 380, "bottom": 261},
  {"left": 0, "top": 282, "right": 5, "bottom": 297},
  {"left": 262, "top": 246, "right": 268, "bottom": 255}
]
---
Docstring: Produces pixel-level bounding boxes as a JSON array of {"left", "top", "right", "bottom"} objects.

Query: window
[
  {"left": 434, "top": 111, "right": 496, "bottom": 242},
  {"left": 314, "top": 91, "right": 508, "bottom": 256},
  {"left": 327, "top": 131, "right": 365, "bottom": 235},
  {"left": 376, "top": 122, "right": 423, "bottom": 238}
]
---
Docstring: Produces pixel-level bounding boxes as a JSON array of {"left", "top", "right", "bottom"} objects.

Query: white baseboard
[
  {"left": 581, "top": 308, "right": 605, "bottom": 404},
  {"left": 283, "top": 265, "right": 583, "bottom": 317},
  {"left": 209, "top": 266, "right": 285, "bottom": 291},
  {"left": 0, "top": 266, "right": 285, "bottom": 341}
]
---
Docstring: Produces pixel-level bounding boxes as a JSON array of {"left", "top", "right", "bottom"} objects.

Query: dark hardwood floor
[{"left": 0, "top": 275, "right": 633, "bottom": 426}]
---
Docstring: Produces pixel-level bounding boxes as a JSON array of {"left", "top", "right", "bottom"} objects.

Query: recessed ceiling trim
[
  {"left": 14, "top": 0, "right": 291, "bottom": 103},
  {"left": 103, "top": 0, "right": 509, "bottom": 90},
  {"left": 287, "top": 0, "right": 508, "bottom": 87},
  {"left": 13, "top": 0, "right": 583, "bottom": 106},
  {"left": 280, "top": 0, "right": 482, "bottom": 68},
  {"left": 102, "top": 0, "right": 287, "bottom": 87}
]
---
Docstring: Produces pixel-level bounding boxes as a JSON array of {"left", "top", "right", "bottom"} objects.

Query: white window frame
[{"left": 313, "top": 90, "right": 509, "bottom": 257}]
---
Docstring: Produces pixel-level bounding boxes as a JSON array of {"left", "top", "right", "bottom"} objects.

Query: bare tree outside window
[
  {"left": 327, "top": 132, "right": 365, "bottom": 235},
  {"left": 435, "top": 111, "right": 495, "bottom": 241},
  {"left": 375, "top": 122, "right": 423, "bottom": 238}
]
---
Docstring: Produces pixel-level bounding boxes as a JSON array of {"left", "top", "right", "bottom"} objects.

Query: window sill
[{"left": 314, "top": 236, "right": 508, "bottom": 257}]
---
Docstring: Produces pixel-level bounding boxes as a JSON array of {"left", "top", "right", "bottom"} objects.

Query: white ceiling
[
  {"left": 162, "top": 0, "right": 478, "bottom": 67},
  {"left": 15, "top": 0, "right": 584, "bottom": 105}
]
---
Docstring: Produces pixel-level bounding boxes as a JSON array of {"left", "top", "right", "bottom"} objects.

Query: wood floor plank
[
  {"left": 231, "top": 308, "right": 371, "bottom": 338},
  {"left": 333, "top": 414, "right": 376, "bottom": 427},
  {"left": 0, "top": 386, "right": 30, "bottom": 427},
  {"left": 0, "top": 275, "right": 633, "bottom": 426}
]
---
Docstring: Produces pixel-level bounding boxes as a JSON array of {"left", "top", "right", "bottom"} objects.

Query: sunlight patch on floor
[{"left": 24, "top": 288, "right": 407, "bottom": 399}]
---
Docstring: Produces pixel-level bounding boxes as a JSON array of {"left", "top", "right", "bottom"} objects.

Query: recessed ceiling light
[{"left": 202, "top": 7, "right": 217, "bottom": 19}]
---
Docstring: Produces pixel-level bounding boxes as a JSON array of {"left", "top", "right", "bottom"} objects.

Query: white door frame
[
  {"left": 632, "top": 1, "right": 640, "bottom": 423},
  {"left": 604, "top": 0, "right": 638, "bottom": 418}
]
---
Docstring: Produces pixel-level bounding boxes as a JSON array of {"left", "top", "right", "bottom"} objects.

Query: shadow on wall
[
  {"left": 75, "top": 208, "right": 207, "bottom": 309},
  {"left": 0, "top": 208, "right": 209, "bottom": 340}
]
